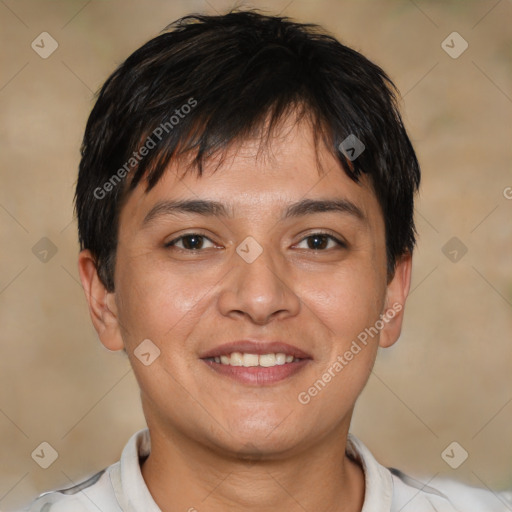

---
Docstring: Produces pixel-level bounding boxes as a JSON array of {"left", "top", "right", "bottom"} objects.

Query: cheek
[
  {"left": 297, "top": 276, "right": 381, "bottom": 416},
  {"left": 298, "top": 263, "right": 384, "bottom": 409},
  {"left": 304, "top": 265, "right": 383, "bottom": 338},
  {"left": 115, "top": 254, "right": 212, "bottom": 345}
]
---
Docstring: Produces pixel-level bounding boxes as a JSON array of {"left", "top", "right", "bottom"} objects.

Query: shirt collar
[
  {"left": 112, "top": 428, "right": 393, "bottom": 512},
  {"left": 346, "top": 432, "right": 394, "bottom": 512},
  {"left": 111, "top": 428, "right": 161, "bottom": 512}
]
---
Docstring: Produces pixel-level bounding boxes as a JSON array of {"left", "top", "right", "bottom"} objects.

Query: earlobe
[
  {"left": 378, "top": 252, "right": 413, "bottom": 349},
  {"left": 77, "top": 250, "right": 125, "bottom": 352}
]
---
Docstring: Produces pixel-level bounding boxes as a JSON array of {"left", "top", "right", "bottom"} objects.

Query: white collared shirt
[{"left": 13, "top": 428, "right": 512, "bottom": 512}]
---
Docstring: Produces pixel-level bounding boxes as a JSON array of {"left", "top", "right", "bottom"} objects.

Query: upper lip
[{"left": 199, "top": 340, "right": 312, "bottom": 359}]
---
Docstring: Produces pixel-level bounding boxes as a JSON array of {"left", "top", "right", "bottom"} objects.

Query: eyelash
[{"left": 164, "top": 232, "right": 347, "bottom": 252}]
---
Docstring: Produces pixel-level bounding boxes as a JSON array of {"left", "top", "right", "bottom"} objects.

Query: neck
[{"left": 140, "top": 423, "right": 365, "bottom": 512}]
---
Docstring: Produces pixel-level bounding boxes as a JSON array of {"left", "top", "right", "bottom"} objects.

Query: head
[{"left": 76, "top": 10, "right": 420, "bottom": 458}]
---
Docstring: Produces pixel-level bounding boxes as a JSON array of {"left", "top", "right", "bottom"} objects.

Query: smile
[
  {"left": 204, "top": 352, "right": 300, "bottom": 367},
  {"left": 201, "top": 354, "right": 311, "bottom": 385}
]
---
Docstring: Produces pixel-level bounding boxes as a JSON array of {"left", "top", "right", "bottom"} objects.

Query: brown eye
[
  {"left": 165, "top": 234, "right": 215, "bottom": 251},
  {"left": 296, "top": 233, "right": 346, "bottom": 251}
]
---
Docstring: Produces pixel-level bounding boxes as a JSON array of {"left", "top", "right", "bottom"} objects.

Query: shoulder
[
  {"left": 346, "top": 433, "right": 511, "bottom": 512},
  {"left": 11, "top": 428, "right": 152, "bottom": 512},
  {"left": 390, "top": 467, "right": 512, "bottom": 512},
  {"left": 11, "top": 466, "right": 122, "bottom": 512}
]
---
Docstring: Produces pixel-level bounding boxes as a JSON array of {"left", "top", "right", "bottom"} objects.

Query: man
[{"left": 15, "top": 9, "right": 510, "bottom": 512}]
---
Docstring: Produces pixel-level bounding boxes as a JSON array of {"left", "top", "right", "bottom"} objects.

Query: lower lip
[{"left": 201, "top": 359, "right": 311, "bottom": 385}]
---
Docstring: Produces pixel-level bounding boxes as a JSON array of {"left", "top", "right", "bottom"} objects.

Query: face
[{"left": 79, "top": 116, "right": 411, "bottom": 459}]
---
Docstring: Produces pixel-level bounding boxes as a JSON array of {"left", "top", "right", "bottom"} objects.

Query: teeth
[
  {"left": 259, "top": 353, "right": 276, "bottom": 367},
  {"left": 230, "top": 352, "right": 244, "bottom": 366},
  {"left": 275, "top": 353, "right": 286, "bottom": 365},
  {"left": 243, "top": 353, "right": 259, "bottom": 367},
  {"left": 212, "top": 352, "right": 300, "bottom": 367}
]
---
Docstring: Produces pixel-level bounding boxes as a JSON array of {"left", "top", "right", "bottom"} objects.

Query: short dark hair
[{"left": 74, "top": 9, "right": 421, "bottom": 292}]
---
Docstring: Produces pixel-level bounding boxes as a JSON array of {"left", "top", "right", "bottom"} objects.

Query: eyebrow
[{"left": 141, "top": 197, "right": 366, "bottom": 227}]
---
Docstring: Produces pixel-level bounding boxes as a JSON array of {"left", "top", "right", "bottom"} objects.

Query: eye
[
  {"left": 165, "top": 233, "right": 217, "bottom": 251},
  {"left": 294, "top": 232, "right": 346, "bottom": 251},
  {"left": 164, "top": 232, "right": 346, "bottom": 252}
]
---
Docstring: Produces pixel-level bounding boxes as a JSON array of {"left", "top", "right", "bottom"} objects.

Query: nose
[{"left": 217, "top": 241, "right": 301, "bottom": 325}]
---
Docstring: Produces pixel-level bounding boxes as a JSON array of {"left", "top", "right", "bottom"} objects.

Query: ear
[
  {"left": 378, "top": 252, "right": 413, "bottom": 349},
  {"left": 77, "top": 249, "right": 124, "bottom": 351}
]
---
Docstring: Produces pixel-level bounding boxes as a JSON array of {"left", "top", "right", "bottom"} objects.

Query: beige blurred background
[{"left": 1, "top": 0, "right": 511, "bottom": 509}]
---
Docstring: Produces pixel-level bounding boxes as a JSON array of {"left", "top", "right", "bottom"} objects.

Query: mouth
[
  {"left": 203, "top": 352, "right": 302, "bottom": 366},
  {"left": 199, "top": 341, "right": 312, "bottom": 385}
]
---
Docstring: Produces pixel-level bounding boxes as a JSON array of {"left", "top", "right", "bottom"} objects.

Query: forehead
[{"left": 118, "top": 118, "right": 382, "bottom": 230}]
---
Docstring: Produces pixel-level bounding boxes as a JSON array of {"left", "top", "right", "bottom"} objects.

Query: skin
[{"left": 78, "top": 115, "right": 412, "bottom": 512}]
